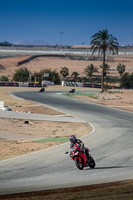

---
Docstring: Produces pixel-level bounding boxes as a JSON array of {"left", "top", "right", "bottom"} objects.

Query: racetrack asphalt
[
  {"left": 0, "top": 90, "right": 133, "bottom": 195},
  {"left": 0, "top": 109, "right": 85, "bottom": 122}
]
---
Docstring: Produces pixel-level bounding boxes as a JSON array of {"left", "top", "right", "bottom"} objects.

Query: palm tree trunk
[{"left": 101, "top": 51, "right": 105, "bottom": 92}]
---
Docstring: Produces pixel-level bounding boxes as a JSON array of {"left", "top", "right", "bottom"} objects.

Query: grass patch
[
  {"left": 33, "top": 137, "right": 69, "bottom": 143},
  {"left": 63, "top": 93, "right": 98, "bottom": 99}
]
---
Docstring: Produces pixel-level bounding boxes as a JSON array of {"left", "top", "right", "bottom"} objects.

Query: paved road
[
  {"left": 0, "top": 109, "right": 84, "bottom": 123},
  {"left": 0, "top": 90, "right": 133, "bottom": 195}
]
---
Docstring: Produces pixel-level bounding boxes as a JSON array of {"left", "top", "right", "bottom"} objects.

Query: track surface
[{"left": 0, "top": 91, "right": 133, "bottom": 195}]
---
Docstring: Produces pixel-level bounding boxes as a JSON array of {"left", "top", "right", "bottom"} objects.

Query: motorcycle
[
  {"left": 65, "top": 145, "right": 96, "bottom": 170},
  {"left": 69, "top": 88, "right": 75, "bottom": 93}
]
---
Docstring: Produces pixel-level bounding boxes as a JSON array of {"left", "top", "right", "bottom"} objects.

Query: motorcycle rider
[{"left": 70, "top": 135, "right": 90, "bottom": 159}]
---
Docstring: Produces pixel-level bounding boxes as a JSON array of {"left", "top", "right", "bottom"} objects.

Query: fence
[
  {"left": 62, "top": 81, "right": 121, "bottom": 89},
  {"left": 0, "top": 82, "right": 42, "bottom": 87}
]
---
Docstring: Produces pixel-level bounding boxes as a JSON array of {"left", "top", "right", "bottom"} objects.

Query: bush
[
  {"left": 13, "top": 68, "right": 30, "bottom": 82},
  {"left": 40, "top": 69, "right": 61, "bottom": 84},
  {"left": 121, "top": 72, "right": 133, "bottom": 89},
  {"left": 0, "top": 75, "right": 9, "bottom": 82}
]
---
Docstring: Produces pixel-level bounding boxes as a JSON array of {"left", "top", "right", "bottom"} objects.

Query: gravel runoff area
[{"left": 0, "top": 86, "right": 133, "bottom": 199}]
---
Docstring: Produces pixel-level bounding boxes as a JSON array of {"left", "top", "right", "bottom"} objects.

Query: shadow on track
[{"left": 85, "top": 166, "right": 130, "bottom": 170}]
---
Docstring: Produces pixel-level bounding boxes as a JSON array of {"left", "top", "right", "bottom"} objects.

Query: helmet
[{"left": 70, "top": 135, "right": 76, "bottom": 143}]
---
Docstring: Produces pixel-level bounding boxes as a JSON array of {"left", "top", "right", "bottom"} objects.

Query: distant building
[{"left": 71, "top": 45, "right": 91, "bottom": 49}]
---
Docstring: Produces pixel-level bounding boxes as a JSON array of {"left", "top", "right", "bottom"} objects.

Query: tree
[
  {"left": 60, "top": 66, "right": 69, "bottom": 78},
  {"left": 117, "top": 63, "right": 126, "bottom": 76},
  {"left": 50, "top": 70, "right": 60, "bottom": 84},
  {"left": 71, "top": 71, "right": 79, "bottom": 78},
  {"left": 0, "top": 75, "right": 9, "bottom": 82},
  {"left": 99, "top": 63, "right": 110, "bottom": 77},
  {"left": 121, "top": 72, "right": 133, "bottom": 89},
  {"left": 13, "top": 67, "right": 30, "bottom": 82},
  {"left": 0, "top": 41, "right": 12, "bottom": 46},
  {"left": 90, "top": 29, "right": 119, "bottom": 92},
  {"left": 40, "top": 69, "right": 61, "bottom": 84},
  {"left": 84, "top": 64, "right": 98, "bottom": 78}
]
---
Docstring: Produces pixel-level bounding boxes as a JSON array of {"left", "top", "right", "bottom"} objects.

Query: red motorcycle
[{"left": 66, "top": 145, "right": 96, "bottom": 170}]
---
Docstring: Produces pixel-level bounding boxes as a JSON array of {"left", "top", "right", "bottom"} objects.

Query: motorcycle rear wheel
[
  {"left": 88, "top": 156, "right": 95, "bottom": 168},
  {"left": 75, "top": 158, "right": 84, "bottom": 170}
]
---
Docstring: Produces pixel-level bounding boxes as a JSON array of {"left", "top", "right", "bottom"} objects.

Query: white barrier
[
  {"left": 42, "top": 81, "right": 54, "bottom": 86},
  {"left": 0, "top": 101, "right": 4, "bottom": 109},
  {"left": 62, "top": 81, "right": 82, "bottom": 87}
]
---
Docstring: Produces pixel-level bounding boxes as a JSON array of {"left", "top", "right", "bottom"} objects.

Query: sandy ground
[
  {"left": 73, "top": 89, "right": 133, "bottom": 112},
  {"left": 0, "top": 56, "right": 133, "bottom": 199},
  {"left": 0, "top": 54, "right": 133, "bottom": 79}
]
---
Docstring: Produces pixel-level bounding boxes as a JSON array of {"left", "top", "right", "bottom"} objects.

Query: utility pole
[{"left": 60, "top": 31, "right": 64, "bottom": 46}]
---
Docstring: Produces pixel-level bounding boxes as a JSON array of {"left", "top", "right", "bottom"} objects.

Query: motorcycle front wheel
[
  {"left": 75, "top": 158, "right": 84, "bottom": 170},
  {"left": 88, "top": 156, "right": 95, "bottom": 168}
]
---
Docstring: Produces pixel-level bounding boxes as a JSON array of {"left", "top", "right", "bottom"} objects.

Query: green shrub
[
  {"left": 13, "top": 67, "right": 30, "bottom": 82},
  {"left": 0, "top": 75, "right": 9, "bottom": 82},
  {"left": 121, "top": 72, "right": 133, "bottom": 89},
  {"left": 40, "top": 69, "right": 61, "bottom": 84}
]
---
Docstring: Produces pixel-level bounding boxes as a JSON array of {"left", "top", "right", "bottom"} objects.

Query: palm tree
[
  {"left": 90, "top": 29, "right": 119, "bottom": 92},
  {"left": 84, "top": 64, "right": 98, "bottom": 78},
  {"left": 117, "top": 63, "right": 126, "bottom": 76},
  {"left": 60, "top": 66, "right": 69, "bottom": 78},
  {"left": 99, "top": 63, "right": 110, "bottom": 77},
  {"left": 71, "top": 71, "right": 79, "bottom": 78}
]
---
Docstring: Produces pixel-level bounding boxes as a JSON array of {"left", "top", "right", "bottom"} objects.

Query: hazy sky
[{"left": 0, "top": 0, "right": 133, "bottom": 45}]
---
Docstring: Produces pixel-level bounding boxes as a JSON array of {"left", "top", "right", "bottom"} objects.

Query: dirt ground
[
  {"left": 0, "top": 55, "right": 133, "bottom": 199},
  {"left": 1, "top": 180, "right": 133, "bottom": 200},
  {"left": 74, "top": 89, "right": 133, "bottom": 112},
  {"left": 1, "top": 54, "right": 133, "bottom": 79}
]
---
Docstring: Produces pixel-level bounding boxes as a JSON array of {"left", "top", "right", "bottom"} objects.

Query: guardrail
[
  {"left": 0, "top": 82, "right": 122, "bottom": 89},
  {"left": 0, "top": 82, "right": 19, "bottom": 87},
  {"left": 0, "top": 82, "right": 42, "bottom": 87},
  {"left": 62, "top": 81, "right": 121, "bottom": 89}
]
